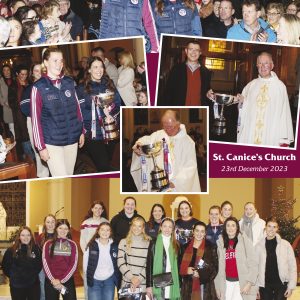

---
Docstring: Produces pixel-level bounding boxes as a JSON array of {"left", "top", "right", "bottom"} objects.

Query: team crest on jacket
[
  {"left": 65, "top": 90, "right": 71, "bottom": 97},
  {"left": 113, "top": 252, "right": 117, "bottom": 257},
  {"left": 179, "top": 9, "right": 186, "bottom": 16},
  {"left": 131, "top": 0, "right": 138, "bottom": 4}
]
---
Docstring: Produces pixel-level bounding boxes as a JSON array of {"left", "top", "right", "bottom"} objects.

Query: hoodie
[{"left": 110, "top": 209, "right": 143, "bottom": 244}]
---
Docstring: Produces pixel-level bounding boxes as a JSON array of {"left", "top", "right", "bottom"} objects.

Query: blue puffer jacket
[
  {"left": 100, "top": 0, "right": 144, "bottom": 38},
  {"left": 33, "top": 76, "right": 83, "bottom": 146},
  {"left": 150, "top": 0, "right": 202, "bottom": 38},
  {"left": 227, "top": 18, "right": 276, "bottom": 42},
  {"left": 20, "top": 84, "right": 33, "bottom": 117},
  {"left": 86, "top": 239, "right": 121, "bottom": 287},
  {"left": 76, "top": 78, "right": 121, "bottom": 141}
]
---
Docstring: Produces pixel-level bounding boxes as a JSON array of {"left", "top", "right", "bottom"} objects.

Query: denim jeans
[
  {"left": 39, "top": 270, "right": 45, "bottom": 300},
  {"left": 22, "top": 140, "right": 35, "bottom": 160},
  {"left": 88, "top": 274, "right": 115, "bottom": 300}
]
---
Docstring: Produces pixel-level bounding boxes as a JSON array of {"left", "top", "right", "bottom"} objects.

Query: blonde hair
[
  {"left": 281, "top": 14, "right": 300, "bottom": 45},
  {"left": 267, "top": 2, "right": 284, "bottom": 15},
  {"left": 125, "top": 217, "right": 150, "bottom": 252},
  {"left": 119, "top": 51, "right": 135, "bottom": 69}
]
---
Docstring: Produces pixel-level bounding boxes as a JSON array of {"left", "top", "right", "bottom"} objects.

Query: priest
[
  {"left": 130, "top": 110, "right": 201, "bottom": 192},
  {"left": 237, "top": 52, "right": 294, "bottom": 147}
]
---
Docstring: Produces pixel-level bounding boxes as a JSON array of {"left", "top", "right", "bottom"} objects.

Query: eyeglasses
[
  {"left": 24, "top": 16, "right": 39, "bottom": 21},
  {"left": 267, "top": 12, "right": 280, "bottom": 17}
]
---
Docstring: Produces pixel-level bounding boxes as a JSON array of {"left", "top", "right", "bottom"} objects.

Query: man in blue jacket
[{"left": 227, "top": 0, "right": 276, "bottom": 43}]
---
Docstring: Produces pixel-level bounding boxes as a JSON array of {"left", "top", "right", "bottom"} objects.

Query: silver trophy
[
  {"left": 139, "top": 141, "right": 169, "bottom": 191},
  {"left": 93, "top": 91, "right": 119, "bottom": 141},
  {"left": 213, "top": 93, "right": 235, "bottom": 136}
]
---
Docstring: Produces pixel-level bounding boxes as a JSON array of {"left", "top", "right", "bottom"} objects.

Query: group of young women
[{"left": 2, "top": 197, "right": 297, "bottom": 300}]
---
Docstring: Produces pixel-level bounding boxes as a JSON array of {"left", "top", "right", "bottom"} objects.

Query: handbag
[
  {"left": 153, "top": 272, "right": 173, "bottom": 288},
  {"left": 196, "top": 259, "right": 213, "bottom": 284}
]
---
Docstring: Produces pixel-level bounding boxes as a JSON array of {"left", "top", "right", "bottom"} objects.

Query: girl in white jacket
[
  {"left": 117, "top": 51, "right": 137, "bottom": 106},
  {"left": 256, "top": 217, "right": 297, "bottom": 299}
]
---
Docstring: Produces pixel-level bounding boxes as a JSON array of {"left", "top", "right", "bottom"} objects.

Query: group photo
[
  {"left": 0, "top": 177, "right": 299, "bottom": 299},
  {"left": 156, "top": 35, "right": 299, "bottom": 148},
  {"left": 0, "top": 37, "right": 148, "bottom": 181}
]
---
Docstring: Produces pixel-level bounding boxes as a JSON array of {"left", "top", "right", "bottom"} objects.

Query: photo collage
[{"left": 0, "top": 0, "right": 300, "bottom": 299}]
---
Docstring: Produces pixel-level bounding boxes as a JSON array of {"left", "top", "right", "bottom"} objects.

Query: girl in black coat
[
  {"left": 179, "top": 221, "right": 218, "bottom": 300},
  {"left": 2, "top": 226, "right": 42, "bottom": 300}
]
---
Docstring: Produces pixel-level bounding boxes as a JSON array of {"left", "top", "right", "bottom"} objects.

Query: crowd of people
[
  {"left": 0, "top": 45, "right": 148, "bottom": 176},
  {"left": 0, "top": 0, "right": 299, "bottom": 48},
  {"left": 1, "top": 197, "right": 298, "bottom": 300}
]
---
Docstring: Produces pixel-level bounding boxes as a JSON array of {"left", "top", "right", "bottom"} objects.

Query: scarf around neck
[{"left": 153, "top": 233, "right": 180, "bottom": 299}]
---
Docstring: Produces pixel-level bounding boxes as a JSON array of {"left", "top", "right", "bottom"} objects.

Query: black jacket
[
  {"left": 2, "top": 244, "right": 42, "bottom": 288},
  {"left": 160, "top": 62, "right": 212, "bottom": 106},
  {"left": 110, "top": 210, "right": 144, "bottom": 244},
  {"left": 61, "top": 9, "right": 84, "bottom": 40},
  {"left": 204, "top": 18, "right": 234, "bottom": 39},
  {"left": 146, "top": 238, "right": 181, "bottom": 289}
]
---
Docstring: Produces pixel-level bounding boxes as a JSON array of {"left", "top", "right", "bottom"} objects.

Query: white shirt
[
  {"left": 83, "top": 239, "right": 114, "bottom": 281},
  {"left": 162, "top": 234, "right": 171, "bottom": 298}
]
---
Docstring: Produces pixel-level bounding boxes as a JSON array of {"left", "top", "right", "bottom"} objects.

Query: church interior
[
  {"left": 0, "top": 37, "right": 145, "bottom": 181},
  {"left": 122, "top": 107, "right": 208, "bottom": 192},
  {"left": 0, "top": 177, "right": 299, "bottom": 299},
  {"left": 157, "top": 36, "right": 300, "bottom": 143}
]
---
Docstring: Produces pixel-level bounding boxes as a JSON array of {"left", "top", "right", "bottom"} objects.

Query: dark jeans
[
  {"left": 45, "top": 277, "right": 77, "bottom": 300},
  {"left": 10, "top": 280, "right": 40, "bottom": 300},
  {"left": 260, "top": 282, "right": 288, "bottom": 300},
  {"left": 88, "top": 274, "right": 115, "bottom": 300},
  {"left": 84, "top": 139, "right": 110, "bottom": 172}
]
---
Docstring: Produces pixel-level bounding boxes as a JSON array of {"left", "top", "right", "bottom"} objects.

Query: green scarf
[{"left": 153, "top": 233, "right": 180, "bottom": 300}]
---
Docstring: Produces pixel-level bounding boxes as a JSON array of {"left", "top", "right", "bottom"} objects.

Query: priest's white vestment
[
  {"left": 237, "top": 71, "right": 294, "bottom": 147},
  {"left": 130, "top": 124, "right": 201, "bottom": 192}
]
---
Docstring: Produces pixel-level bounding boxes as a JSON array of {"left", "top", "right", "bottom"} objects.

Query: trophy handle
[{"left": 151, "top": 154, "right": 158, "bottom": 170}]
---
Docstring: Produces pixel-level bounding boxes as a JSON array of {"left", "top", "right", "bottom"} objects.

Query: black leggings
[
  {"left": 260, "top": 282, "right": 288, "bottom": 300},
  {"left": 10, "top": 280, "right": 40, "bottom": 300},
  {"left": 45, "top": 277, "right": 77, "bottom": 300}
]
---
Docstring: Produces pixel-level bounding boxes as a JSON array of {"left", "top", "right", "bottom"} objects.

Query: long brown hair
[
  {"left": 49, "top": 219, "right": 72, "bottom": 258},
  {"left": 40, "top": 214, "right": 56, "bottom": 247},
  {"left": 147, "top": 204, "right": 166, "bottom": 229},
  {"left": 155, "top": 0, "right": 195, "bottom": 15},
  {"left": 41, "top": 0, "right": 59, "bottom": 19},
  {"left": 86, "top": 221, "right": 112, "bottom": 250},
  {"left": 11, "top": 226, "right": 35, "bottom": 257},
  {"left": 83, "top": 201, "right": 108, "bottom": 221},
  {"left": 160, "top": 218, "right": 179, "bottom": 254},
  {"left": 83, "top": 56, "right": 115, "bottom": 94}
]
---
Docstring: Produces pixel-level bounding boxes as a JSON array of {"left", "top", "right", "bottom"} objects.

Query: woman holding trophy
[{"left": 76, "top": 56, "right": 121, "bottom": 172}]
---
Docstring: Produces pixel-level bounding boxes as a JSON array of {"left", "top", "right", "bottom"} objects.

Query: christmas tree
[{"left": 270, "top": 185, "right": 300, "bottom": 244}]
